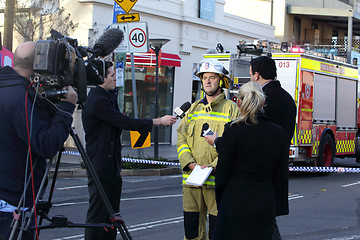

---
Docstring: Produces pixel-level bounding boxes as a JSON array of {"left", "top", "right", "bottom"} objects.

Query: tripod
[{"left": 9, "top": 127, "right": 132, "bottom": 240}]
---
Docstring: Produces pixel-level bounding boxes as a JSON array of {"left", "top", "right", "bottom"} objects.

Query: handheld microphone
[
  {"left": 92, "top": 28, "right": 124, "bottom": 57},
  {"left": 174, "top": 101, "right": 191, "bottom": 119},
  {"left": 201, "top": 123, "right": 209, "bottom": 137}
]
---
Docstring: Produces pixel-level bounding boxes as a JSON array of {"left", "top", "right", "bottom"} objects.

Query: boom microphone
[
  {"left": 174, "top": 101, "right": 191, "bottom": 119},
  {"left": 93, "top": 28, "right": 124, "bottom": 57}
]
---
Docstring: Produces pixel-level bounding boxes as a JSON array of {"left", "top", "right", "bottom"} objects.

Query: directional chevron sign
[
  {"left": 117, "top": 13, "right": 140, "bottom": 23},
  {"left": 115, "top": 0, "right": 138, "bottom": 14},
  {"left": 130, "top": 130, "right": 151, "bottom": 149}
]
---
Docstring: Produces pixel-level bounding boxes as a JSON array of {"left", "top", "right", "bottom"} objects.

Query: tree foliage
[{"left": 14, "top": 0, "right": 78, "bottom": 41}]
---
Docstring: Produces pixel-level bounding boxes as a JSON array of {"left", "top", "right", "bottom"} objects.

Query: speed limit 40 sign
[
  {"left": 112, "top": 22, "right": 149, "bottom": 53},
  {"left": 129, "top": 25, "right": 147, "bottom": 51}
]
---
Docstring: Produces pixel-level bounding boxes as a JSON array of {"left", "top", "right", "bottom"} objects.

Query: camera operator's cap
[{"left": 195, "top": 58, "right": 231, "bottom": 89}]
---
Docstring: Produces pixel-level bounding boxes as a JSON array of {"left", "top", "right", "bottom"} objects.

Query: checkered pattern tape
[
  {"left": 289, "top": 166, "right": 360, "bottom": 173},
  {"left": 299, "top": 130, "right": 312, "bottom": 144},
  {"left": 63, "top": 151, "right": 181, "bottom": 166},
  {"left": 122, "top": 157, "right": 180, "bottom": 166},
  {"left": 64, "top": 151, "right": 360, "bottom": 172},
  {"left": 336, "top": 140, "right": 355, "bottom": 154}
]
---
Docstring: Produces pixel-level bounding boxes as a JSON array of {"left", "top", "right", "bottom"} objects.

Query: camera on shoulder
[{"left": 31, "top": 28, "right": 123, "bottom": 104}]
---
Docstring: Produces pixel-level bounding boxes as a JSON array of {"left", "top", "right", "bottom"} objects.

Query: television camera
[{"left": 31, "top": 28, "right": 124, "bottom": 103}]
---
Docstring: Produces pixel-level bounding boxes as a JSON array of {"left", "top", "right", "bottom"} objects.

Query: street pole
[
  {"left": 154, "top": 47, "right": 160, "bottom": 159},
  {"left": 4, "top": 0, "right": 15, "bottom": 51},
  {"left": 149, "top": 38, "right": 170, "bottom": 159}
]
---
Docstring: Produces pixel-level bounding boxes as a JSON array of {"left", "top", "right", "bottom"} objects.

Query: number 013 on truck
[{"left": 273, "top": 53, "right": 359, "bottom": 167}]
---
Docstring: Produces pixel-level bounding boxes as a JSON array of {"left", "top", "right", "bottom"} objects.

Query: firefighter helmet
[{"left": 195, "top": 58, "right": 231, "bottom": 89}]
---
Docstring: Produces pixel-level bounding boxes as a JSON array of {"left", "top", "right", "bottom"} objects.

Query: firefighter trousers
[{"left": 183, "top": 186, "right": 218, "bottom": 240}]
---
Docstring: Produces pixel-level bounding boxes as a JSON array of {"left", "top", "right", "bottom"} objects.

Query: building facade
[
  {"left": 60, "top": 0, "right": 275, "bottom": 146},
  {"left": 225, "top": 0, "right": 360, "bottom": 60}
]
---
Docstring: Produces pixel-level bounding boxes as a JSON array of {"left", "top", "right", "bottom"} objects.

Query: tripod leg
[
  {"left": 38, "top": 149, "right": 63, "bottom": 232},
  {"left": 70, "top": 127, "right": 132, "bottom": 240},
  {"left": 9, "top": 157, "right": 53, "bottom": 240}
]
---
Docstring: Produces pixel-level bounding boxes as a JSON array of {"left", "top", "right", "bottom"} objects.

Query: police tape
[
  {"left": 289, "top": 166, "right": 360, "bottom": 173},
  {"left": 63, "top": 151, "right": 181, "bottom": 166},
  {"left": 63, "top": 151, "right": 360, "bottom": 172}
]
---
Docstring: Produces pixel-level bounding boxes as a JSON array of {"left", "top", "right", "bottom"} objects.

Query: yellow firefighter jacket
[{"left": 177, "top": 92, "right": 240, "bottom": 187}]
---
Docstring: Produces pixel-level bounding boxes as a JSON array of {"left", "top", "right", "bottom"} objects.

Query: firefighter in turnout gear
[{"left": 177, "top": 58, "right": 240, "bottom": 240}]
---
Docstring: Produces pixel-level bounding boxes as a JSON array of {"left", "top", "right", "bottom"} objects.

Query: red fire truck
[
  {"left": 272, "top": 52, "right": 359, "bottom": 167},
  {"left": 203, "top": 44, "right": 360, "bottom": 167}
]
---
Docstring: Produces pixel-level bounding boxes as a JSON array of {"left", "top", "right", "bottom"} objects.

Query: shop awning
[{"left": 126, "top": 50, "right": 181, "bottom": 67}]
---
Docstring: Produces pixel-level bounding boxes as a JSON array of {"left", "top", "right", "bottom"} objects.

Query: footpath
[{"left": 51, "top": 145, "right": 181, "bottom": 178}]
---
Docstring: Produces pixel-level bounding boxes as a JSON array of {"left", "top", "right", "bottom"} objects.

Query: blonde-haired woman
[{"left": 212, "top": 81, "right": 287, "bottom": 240}]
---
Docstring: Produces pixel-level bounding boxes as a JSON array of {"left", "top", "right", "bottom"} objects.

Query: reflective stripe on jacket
[{"left": 177, "top": 92, "right": 240, "bottom": 187}]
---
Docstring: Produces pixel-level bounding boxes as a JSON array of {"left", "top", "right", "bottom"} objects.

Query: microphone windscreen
[
  {"left": 180, "top": 102, "right": 191, "bottom": 112},
  {"left": 93, "top": 28, "right": 124, "bottom": 57}
]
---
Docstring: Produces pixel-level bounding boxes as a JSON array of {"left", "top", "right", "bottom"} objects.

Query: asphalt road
[{"left": 22, "top": 158, "right": 360, "bottom": 239}]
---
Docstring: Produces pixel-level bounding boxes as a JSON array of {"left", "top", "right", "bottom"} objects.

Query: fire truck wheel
[{"left": 318, "top": 134, "right": 335, "bottom": 167}]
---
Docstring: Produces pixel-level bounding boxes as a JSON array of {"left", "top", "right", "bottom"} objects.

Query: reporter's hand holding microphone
[
  {"left": 153, "top": 101, "right": 191, "bottom": 126},
  {"left": 152, "top": 115, "right": 177, "bottom": 126}
]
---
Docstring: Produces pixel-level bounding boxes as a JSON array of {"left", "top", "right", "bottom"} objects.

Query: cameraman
[
  {"left": 82, "top": 61, "right": 177, "bottom": 240},
  {"left": 0, "top": 41, "right": 78, "bottom": 239}
]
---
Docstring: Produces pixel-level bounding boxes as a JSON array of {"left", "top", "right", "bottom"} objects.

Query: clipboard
[{"left": 185, "top": 165, "right": 213, "bottom": 186}]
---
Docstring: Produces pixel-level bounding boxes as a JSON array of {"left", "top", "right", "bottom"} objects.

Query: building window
[
  {"left": 293, "top": 17, "right": 301, "bottom": 44},
  {"left": 199, "top": 0, "right": 215, "bottom": 21},
  {"left": 120, "top": 64, "right": 175, "bottom": 145}
]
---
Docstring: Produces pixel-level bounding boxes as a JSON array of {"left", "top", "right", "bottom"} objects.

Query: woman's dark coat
[{"left": 214, "top": 113, "right": 287, "bottom": 240}]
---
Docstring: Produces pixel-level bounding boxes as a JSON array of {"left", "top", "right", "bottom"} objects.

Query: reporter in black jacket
[
  {"left": 82, "top": 61, "right": 177, "bottom": 240},
  {"left": 250, "top": 56, "right": 296, "bottom": 240}
]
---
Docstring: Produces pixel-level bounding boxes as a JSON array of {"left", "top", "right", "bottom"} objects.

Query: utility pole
[{"left": 4, "top": 0, "right": 16, "bottom": 51}]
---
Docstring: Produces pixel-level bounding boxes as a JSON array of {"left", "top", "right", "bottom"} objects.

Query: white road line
[
  {"left": 50, "top": 217, "right": 184, "bottom": 240},
  {"left": 53, "top": 201, "right": 88, "bottom": 207},
  {"left": 54, "top": 193, "right": 302, "bottom": 207},
  {"left": 324, "top": 235, "right": 360, "bottom": 240},
  {"left": 129, "top": 216, "right": 183, "bottom": 228},
  {"left": 128, "top": 216, "right": 183, "bottom": 232},
  {"left": 122, "top": 194, "right": 182, "bottom": 201},
  {"left": 288, "top": 194, "right": 304, "bottom": 200},
  {"left": 342, "top": 181, "right": 360, "bottom": 187},
  {"left": 53, "top": 234, "right": 84, "bottom": 240},
  {"left": 52, "top": 194, "right": 182, "bottom": 207},
  {"left": 57, "top": 185, "right": 87, "bottom": 190}
]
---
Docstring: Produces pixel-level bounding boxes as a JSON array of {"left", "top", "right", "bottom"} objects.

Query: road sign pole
[
  {"left": 154, "top": 47, "right": 160, "bottom": 159},
  {"left": 130, "top": 53, "right": 144, "bottom": 157}
]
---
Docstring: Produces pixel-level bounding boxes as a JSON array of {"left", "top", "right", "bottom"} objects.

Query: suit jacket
[
  {"left": 214, "top": 113, "right": 287, "bottom": 239},
  {"left": 82, "top": 86, "right": 153, "bottom": 183},
  {"left": 263, "top": 80, "right": 296, "bottom": 216}
]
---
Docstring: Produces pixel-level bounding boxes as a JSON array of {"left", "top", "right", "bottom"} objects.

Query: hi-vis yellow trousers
[{"left": 183, "top": 186, "right": 218, "bottom": 240}]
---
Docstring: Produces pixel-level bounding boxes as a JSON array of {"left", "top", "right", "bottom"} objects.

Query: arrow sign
[
  {"left": 115, "top": 0, "right": 138, "bottom": 14},
  {"left": 117, "top": 13, "right": 140, "bottom": 23},
  {"left": 130, "top": 130, "right": 151, "bottom": 149}
]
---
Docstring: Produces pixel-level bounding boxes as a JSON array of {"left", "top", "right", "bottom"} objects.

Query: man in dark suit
[
  {"left": 250, "top": 56, "right": 296, "bottom": 240},
  {"left": 82, "top": 61, "right": 177, "bottom": 240}
]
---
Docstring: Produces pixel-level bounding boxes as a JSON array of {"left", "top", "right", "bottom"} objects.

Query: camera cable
[{"left": 21, "top": 81, "right": 40, "bottom": 240}]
